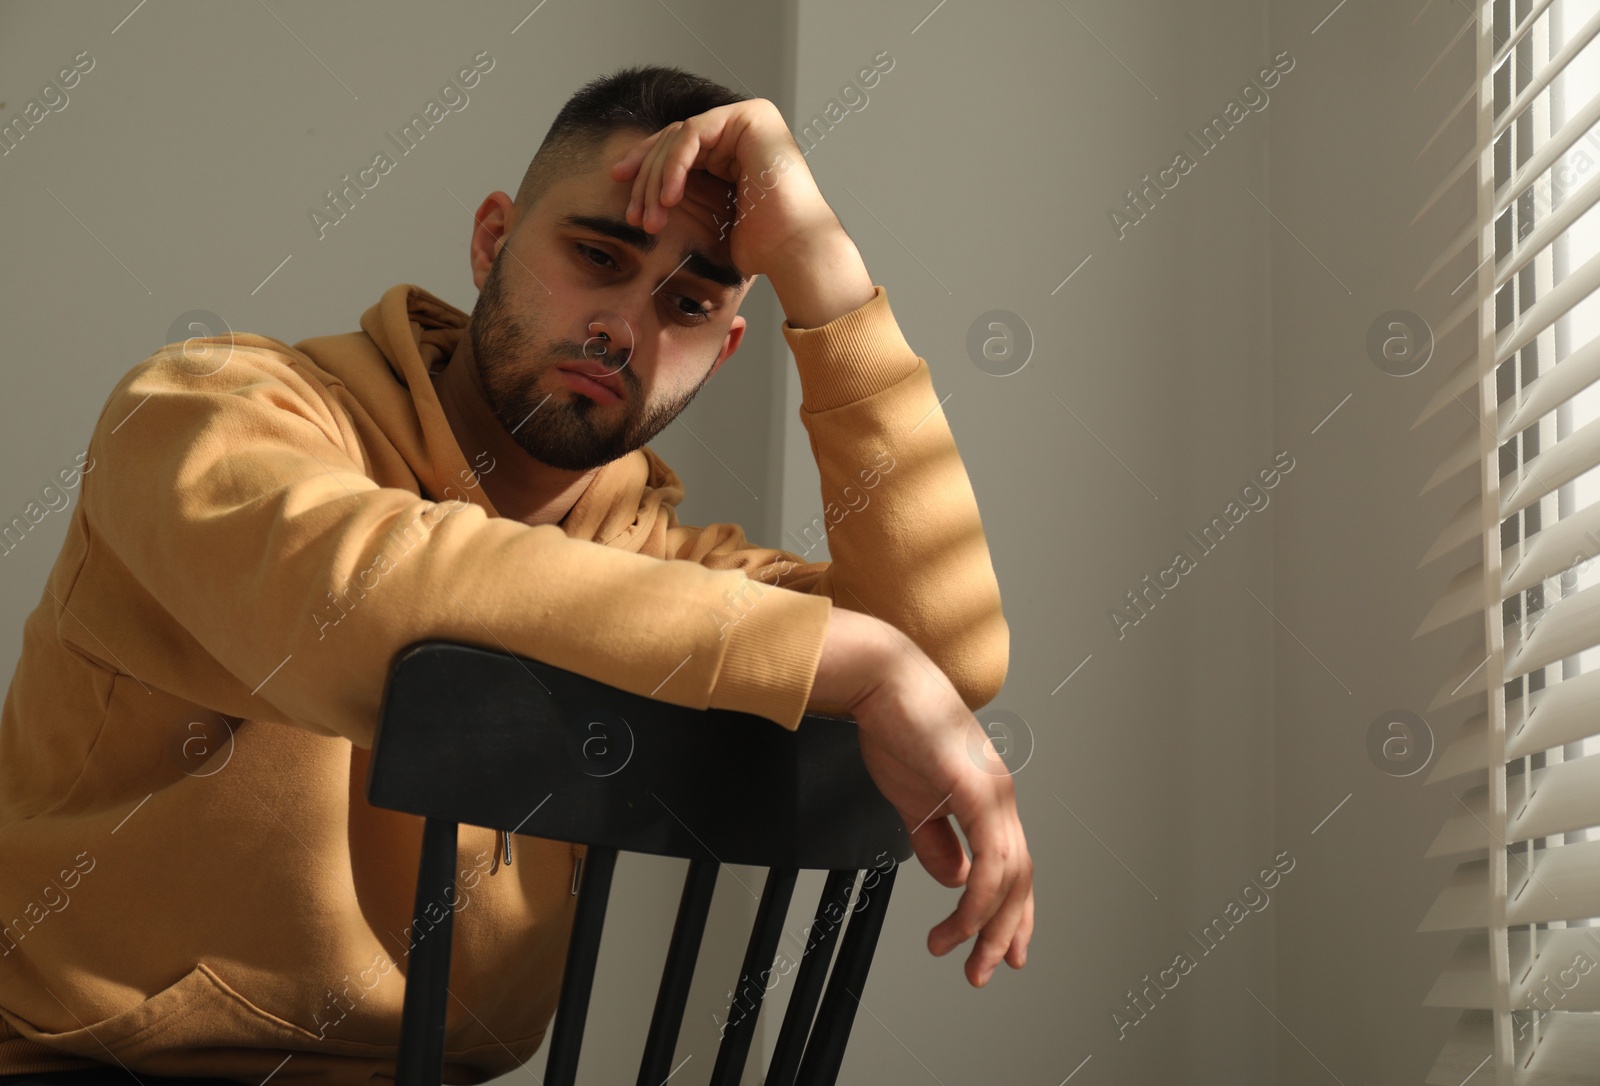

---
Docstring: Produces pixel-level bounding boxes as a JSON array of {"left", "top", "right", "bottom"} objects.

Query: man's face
[{"left": 468, "top": 129, "right": 748, "bottom": 472}]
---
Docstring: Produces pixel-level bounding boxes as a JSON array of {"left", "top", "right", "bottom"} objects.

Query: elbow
[
  {"left": 956, "top": 661, "right": 1007, "bottom": 713},
  {"left": 950, "top": 612, "right": 1009, "bottom": 712}
]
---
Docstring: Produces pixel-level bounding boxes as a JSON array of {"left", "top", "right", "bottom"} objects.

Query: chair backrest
[{"left": 366, "top": 640, "right": 913, "bottom": 1086}]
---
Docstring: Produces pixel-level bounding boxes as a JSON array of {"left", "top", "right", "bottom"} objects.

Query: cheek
[
  {"left": 494, "top": 278, "right": 571, "bottom": 361},
  {"left": 645, "top": 351, "right": 712, "bottom": 409}
]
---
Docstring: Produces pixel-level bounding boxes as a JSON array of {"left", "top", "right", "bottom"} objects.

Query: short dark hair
[{"left": 514, "top": 65, "right": 748, "bottom": 215}]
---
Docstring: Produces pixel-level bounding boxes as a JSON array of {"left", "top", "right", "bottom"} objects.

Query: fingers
[
  {"left": 1005, "top": 888, "right": 1034, "bottom": 970},
  {"left": 624, "top": 122, "right": 690, "bottom": 234},
  {"left": 623, "top": 132, "right": 668, "bottom": 227},
  {"left": 642, "top": 131, "right": 671, "bottom": 232},
  {"left": 625, "top": 118, "right": 729, "bottom": 233},
  {"left": 927, "top": 798, "right": 1031, "bottom": 987},
  {"left": 610, "top": 130, "right": 662, "bottom": 184},
  {"left": 609, "top": 147, "right": 643, "bottom": 182},
  {"left": 627, "top": 140, "right": 661, "bottom": 229},
  {"left": 927, "top": 803, "right": 1006, "bottom": 956},
  {"left": 908, "top": 812, "right": 969, "bottom": 889},
  {"left": 663, "top": 138, "right": 696, "bottom": 204},
  {"left": 963, "top": 854, "right": 1030, "bottom": 987}
]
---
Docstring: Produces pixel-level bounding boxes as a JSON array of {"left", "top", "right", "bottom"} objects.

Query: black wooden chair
[{"left": 366, "top": 640, "right": 912, "bottom": 1086}]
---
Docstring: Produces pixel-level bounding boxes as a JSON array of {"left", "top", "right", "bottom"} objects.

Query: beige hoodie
[{"left": 0, "top": 281, "right": 1007, "bottom": 1084}]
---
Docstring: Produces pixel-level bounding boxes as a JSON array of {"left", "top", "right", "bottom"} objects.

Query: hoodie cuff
[
  {"left": 708, "top": 587, "right": 834, "bottom": 730},
  {"left": 781, "top": 286, "right": 923, "bottom": 414}
]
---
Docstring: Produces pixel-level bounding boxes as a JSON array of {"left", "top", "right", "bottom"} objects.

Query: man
[{"left": 0, "top": 66, "right": 1032, "bottom": 1084}]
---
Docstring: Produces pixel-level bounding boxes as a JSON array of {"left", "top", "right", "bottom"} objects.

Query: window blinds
[{"left": 1413, "top": 1, "right": 1600, "bottom": 1082}]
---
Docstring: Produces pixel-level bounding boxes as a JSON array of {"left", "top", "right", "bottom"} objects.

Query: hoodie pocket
[
  {"left": 4, "top": 962, "right": 219, "bottom": 1061},
  {"left": 4, "top": 962, "right": 395, "bottom": 1066}
]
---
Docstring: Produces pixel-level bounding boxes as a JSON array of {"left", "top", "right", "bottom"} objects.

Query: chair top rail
[{"left": 367, "top": 640, "right": 912, "bottom": 870}]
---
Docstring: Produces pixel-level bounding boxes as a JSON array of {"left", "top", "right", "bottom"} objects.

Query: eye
[
  {"left": 573, "top": 242, "right": 617, "bottom": 270},
  {"left": 674, "top": 296, "right": 713, "bottom": 322}
]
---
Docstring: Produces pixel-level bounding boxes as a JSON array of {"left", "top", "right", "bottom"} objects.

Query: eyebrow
[{"left": 557, "top": 212, "right": 746, "bottom": 292}]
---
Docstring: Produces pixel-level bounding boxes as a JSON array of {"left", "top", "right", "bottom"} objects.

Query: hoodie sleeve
[
  {"left": 77, "top": 341, "right": 833, "bottom": 746},
  {"left": 665, "top": 286, "right": 1009, "bottom": 712}
]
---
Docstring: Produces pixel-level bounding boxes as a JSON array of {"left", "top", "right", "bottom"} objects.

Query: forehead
[{"left": 543, "top": 129, "right": 740, "bottom": 255}]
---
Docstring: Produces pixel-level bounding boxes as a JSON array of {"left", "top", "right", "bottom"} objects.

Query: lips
[{"left": 557, "top": 363, "right": 625, "bottom": 402}]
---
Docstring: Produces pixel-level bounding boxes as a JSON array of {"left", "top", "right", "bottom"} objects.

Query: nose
[{"left": 583, "top": 310, "right": 637, "bottom": 377}]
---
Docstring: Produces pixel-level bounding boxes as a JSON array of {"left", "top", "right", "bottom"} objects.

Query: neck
[{"left": 432, "top": 330, "right": 597, "bottom": 527}]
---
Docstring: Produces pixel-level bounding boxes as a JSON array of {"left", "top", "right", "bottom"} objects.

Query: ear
[
  {"left": 470, "top": 191, "right": 517, "bottom": 291},
  {"left": 708, "top": 315, "right": 747, "bottom": 379}
]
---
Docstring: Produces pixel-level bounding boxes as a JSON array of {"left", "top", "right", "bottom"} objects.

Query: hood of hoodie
[{"left": 293, "top": 282, "right": 686, "bottom": 551}]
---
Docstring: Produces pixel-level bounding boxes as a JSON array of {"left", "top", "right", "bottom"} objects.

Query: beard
[{"left": 467, "top": 247, "right": 718, "bottom": 472}]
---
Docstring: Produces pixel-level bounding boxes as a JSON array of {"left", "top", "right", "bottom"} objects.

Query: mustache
[{"left": 553, "top": 338, "right": 632, "bottom": 377}]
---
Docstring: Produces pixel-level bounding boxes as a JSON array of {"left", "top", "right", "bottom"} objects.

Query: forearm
[{"left": 783, "top": 292, "right": 1010, "bottom": 711}]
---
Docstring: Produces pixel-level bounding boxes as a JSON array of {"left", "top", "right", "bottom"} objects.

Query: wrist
[
  {"left": 809, "top": 606, "right": 897, "bottom": 718},
  {"left": 764, "top": 228, "right": 875, "bottom": 330}
]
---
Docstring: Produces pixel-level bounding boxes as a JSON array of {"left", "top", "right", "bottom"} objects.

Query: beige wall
[
  {"left": 768, "top": 1, "right": 1280, "bottom": 1081},
  {"left": 0, "top": 0, "right": 1476, "bottom": 1082},
  {"left": 1266, "top": 1, "right": 1477, "bottom": 1083}
]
